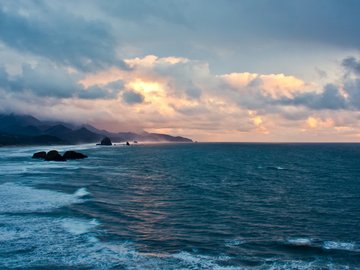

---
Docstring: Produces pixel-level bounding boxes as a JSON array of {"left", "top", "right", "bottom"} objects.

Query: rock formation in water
[
  {"left": 45, "top": 150, "right": 66, "bottom": 161},
  {"left": 99, "top": 137, "right": 112, "bottom": 145},
  {"left": 63, "top": 151, "right": 87, "bottom": 160},
  {"left": 32, "top": 151, "right": 47, "bottom": 159},
  {"left": 32, "top": 150, "right": 87, "bottom": 161}
]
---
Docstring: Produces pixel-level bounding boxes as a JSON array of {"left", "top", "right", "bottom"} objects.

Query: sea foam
[
  {"left": 62, "top": 218, "right": 99, "bottom": 235},
  {"left": 0, "top": 183, "right": 88, "bottom": 213},
  {"left": 287, "top": 237, "right": 313, "bottom": 246},
  {"left": 323, "top": 241, "right": 357, "bottom": 251}
]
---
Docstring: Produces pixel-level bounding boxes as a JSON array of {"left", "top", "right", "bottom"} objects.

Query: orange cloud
[{"left": 220, "top": 72, "right": 314, "bottom": 98}]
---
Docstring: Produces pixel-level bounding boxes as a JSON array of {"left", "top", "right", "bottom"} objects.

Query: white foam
[
  {"left": 61, "top": 218, "right": 99, "bottom": 235},
  {"left": 0, "top": 162, "right": 88, "bottom": 177},
  {"left": 74, "top": 187, "right": 91, "bottom": 197},
  {"left": 172, "top": 252, "right": 233, "bottom": 270},
  {"left": 323, "top": 241, "right": 357, "bottom": 251},
  {"left": 0, "top": 215, "right": 115, "bottom": 269},
  {"left": 225, "top": 239, "right": 246, "bottom": 247},
  {"left": 0, "top": 183, "right": 87, "bottom": 213},
  {"left": 287, "top": 237, "right": 312, "bottom": 246}
]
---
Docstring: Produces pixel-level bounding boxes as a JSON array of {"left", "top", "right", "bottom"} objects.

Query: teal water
[{"left": 0, "top": 143, "right": 359, "bottom": 269}]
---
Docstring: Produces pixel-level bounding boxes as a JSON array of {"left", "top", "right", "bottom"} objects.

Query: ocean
[{"left": 0, "top": 143, "right": 359, "bottom": 269}]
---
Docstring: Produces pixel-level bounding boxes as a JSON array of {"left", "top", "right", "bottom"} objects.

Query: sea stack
[
  {"left": 100, "top": 137, "right": 112, "bottom": 145},
  {"left": 32, "top": 151, "right": 47, "bottom": 159},
  {"left": 63, "top": 151, "right": 87, "bottom": 160},
  {"left": 44, "top": 150, "right": 66, "bottom": 162}
]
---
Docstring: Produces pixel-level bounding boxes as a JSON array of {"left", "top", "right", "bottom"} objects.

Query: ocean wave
[
  {"left": 61, "top": 218, "right": 99, "bottom": 235},
  {"left": 225, "top": 239, "right": 247, "bottom": 247},
  {"left": 323, "top": 241, "right": 357, "bottom": 251},
  {"left": 172, "top": 251, "right": 231, "bottom": 269},
  {"left": 1, "top": 219, "right": 358, "bottom": 270},
  {"left": 286, "top": 237, "right": 359, "bottom": 253},
  {"left": 74, "top": 187, "right": 91, "bottom": 197},
  {"left": 0, "top": 162, "right": 90, "bottom": 177},
  {"left": 0, "top": 215, "right": 114, "bottom": 269},
  {"left": 287, "top": 237, "right": 313, "bottom": 246},
  {"left": 0, "top": 183, "right": 88, "bottom": 213},
  {"left": 266, "top": 166, "right": 286, "bottom": 171}
]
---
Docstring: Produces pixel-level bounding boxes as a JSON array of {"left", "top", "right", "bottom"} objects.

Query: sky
[{"left": 1, "top": 0, "right": 360, "bottom": 142}]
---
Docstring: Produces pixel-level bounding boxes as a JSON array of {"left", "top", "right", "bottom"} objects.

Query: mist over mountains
[{"left": 0, "top": 114, "right": 192, "bottom": 146}]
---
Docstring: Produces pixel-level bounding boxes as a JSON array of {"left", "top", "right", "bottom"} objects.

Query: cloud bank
[{"left": 0, "top": 0, "right": 360, "bottom": 141}]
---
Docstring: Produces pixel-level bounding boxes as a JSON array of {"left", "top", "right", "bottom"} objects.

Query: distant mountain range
[{"left": 0, "top": 114, "right": 192, "bottom": 146}]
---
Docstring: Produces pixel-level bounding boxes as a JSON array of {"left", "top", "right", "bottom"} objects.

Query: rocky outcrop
[
  {"left": 45, "top": 150, "right": 66, "bottom": 161},
  {"left": 32, "top": 151, "right": 47, "bottom": 159},
  {"left": 32, "top": 150, "right": 87, "bottom": 161},
  {"left": 99, "top": 137, "right": 112, "bottom": 145},
  {"left": 63, "top": 151, "right": 87, "bottom": 160}
]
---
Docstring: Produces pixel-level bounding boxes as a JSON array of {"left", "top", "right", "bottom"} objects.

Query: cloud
[
  {"left": 0, "top": 0, "right": 360, "bottom": 141},
  {"left": 0, "top": 1, "right": 121, "bottom": 71},
  {"left": 343, "top": 56, "right": 360, "bottom": 77},
  {"left": 122, "top": 91, "right": 144, "bottom": 104},
  {"left": 278, "top": 84, "right": 348, "bottom": 110},
  {"left": 0, "top": 61, "right": 123, "bottom": 99}
]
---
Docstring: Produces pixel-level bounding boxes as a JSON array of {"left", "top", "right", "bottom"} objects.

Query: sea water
[{"left": 0, "top": 143, "right": 359, "bottom": 269}]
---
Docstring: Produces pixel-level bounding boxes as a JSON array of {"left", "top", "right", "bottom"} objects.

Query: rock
[
  {"left": 99, "top": 137, "right": 112, "bottom": 145},
  {"left": 45, "top": 150, "right": 66, "bottom": 161},
  {"left": 63, "top": 151, "right": 87, "bottom": 160},
  {"left": 32, "top": 151, "right": 46, "bottom": 159},
  {"left": 126, "top": 141, "right": 130, "bottom": 146}
]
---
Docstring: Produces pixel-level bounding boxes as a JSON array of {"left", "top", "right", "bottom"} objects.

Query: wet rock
[
  {"left": 99, "top": 137, "right": 112, "bottom": 145},
  {"left": 45, "top": 150, "right": 66, "bottom": 161},
  {"left": 32, "top": 151, "right": 46, "bottom": 159},
  {"left": 63, "top": 151, "right": 87, "bottom": 160}
]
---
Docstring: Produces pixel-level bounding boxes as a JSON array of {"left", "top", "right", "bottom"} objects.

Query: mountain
[
  {"left": 44, "top": 124, "right": 73, "bottom": 137},
  {"left": 0, "top": 114, "right": 193, "bottom": 146},
  {"left": 0, "top": 114, "right": 42, "bottom": 129},
  {"left": 66, "top": 127, "right": 103, "bottom": 144},
  {"left": 0, "top": 133, "right": 65, "bottom": 146}
]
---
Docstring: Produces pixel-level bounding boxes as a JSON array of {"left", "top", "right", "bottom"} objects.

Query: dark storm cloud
[
  {"left": 96, "top": 0, "right": 360, "bottom": 51},
  {"left": 0, "top": 2, "right": 121, "bottom": 71},
  {"left": 2, "top": 0, "right": 360, "bottom": 73},
  {"left": 98, "top": 0, "right": 187, "bottom": 25}
]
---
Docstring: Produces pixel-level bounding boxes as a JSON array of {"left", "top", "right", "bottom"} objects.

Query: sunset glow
[{"left": 1, "top": 1, "right": 360, "bottom": 142}]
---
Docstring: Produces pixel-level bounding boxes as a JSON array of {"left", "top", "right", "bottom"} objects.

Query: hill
[{"left": 0, "top": 114, "right": 192, "bottom": 146}]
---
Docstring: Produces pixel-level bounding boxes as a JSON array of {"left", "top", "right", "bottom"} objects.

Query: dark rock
[
  {"left": 45, "top": 150, "right": 66, "bottom": 161},
  {"left": 32, "top": 151, "right": 46, "bottom": 159},
  {"left": 63, "top": 151, "right": 87, "bottom": 160},
  {"left": 99, "top": 137, "right": 112, "bottom": 145},
  {"left": 126, "top": 141, "right": 130, "bottom": 146}
]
